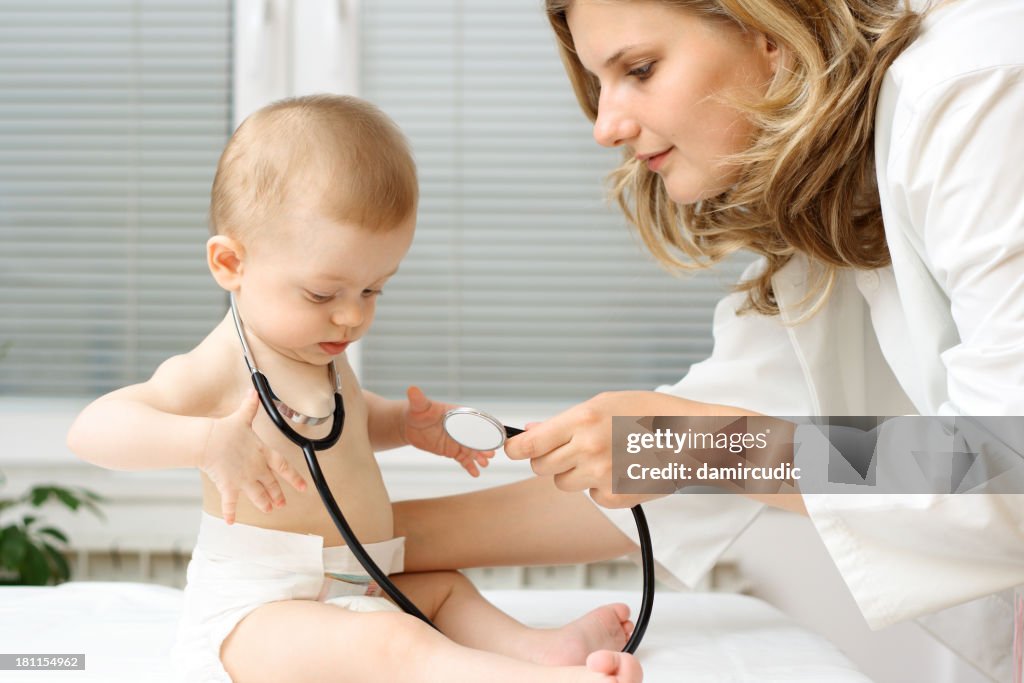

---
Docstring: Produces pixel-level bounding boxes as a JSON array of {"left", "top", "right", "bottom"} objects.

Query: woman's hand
[
  {"left": 503, "top": 390, "right": 739, "bottom": 508},
  {"left": 200, "top": 389, "right": 308, "bottom": 524},
  {"left": 401, "top": 386, "right": 495, "bottom": 476}
]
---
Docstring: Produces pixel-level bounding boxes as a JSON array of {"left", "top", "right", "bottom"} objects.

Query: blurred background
[{"left": 0, "top": 0, "right": 742, "bottom": 404}]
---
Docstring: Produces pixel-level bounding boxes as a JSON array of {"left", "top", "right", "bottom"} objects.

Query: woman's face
[{"left": 566, "top": 0, "right": 778, "bottom": 204}]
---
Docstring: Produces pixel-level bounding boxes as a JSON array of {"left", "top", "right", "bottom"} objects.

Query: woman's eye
[{"left": 627, "top": 62, "right": 655, "bottom": 80}]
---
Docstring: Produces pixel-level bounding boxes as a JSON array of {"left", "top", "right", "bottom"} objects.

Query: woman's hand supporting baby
[{"left": 200, "top": 389, "right": 308, "bottom": 525}]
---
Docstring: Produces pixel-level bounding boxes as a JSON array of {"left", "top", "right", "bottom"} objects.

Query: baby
[{"left": 67, "top": 94, "right": 641, "bottom": 683}]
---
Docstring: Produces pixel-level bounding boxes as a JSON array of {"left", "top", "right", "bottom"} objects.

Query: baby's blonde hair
[
  {"left": 547, "top": 0, "right": 927, "bottom": 317},
  {"left": 210, "top": 94, "right": 417, "bottom": 240}
]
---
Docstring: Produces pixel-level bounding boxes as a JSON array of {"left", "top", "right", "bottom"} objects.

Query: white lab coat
[{"left": 599, "top": 1, "right": 1024, "bottom": 679}]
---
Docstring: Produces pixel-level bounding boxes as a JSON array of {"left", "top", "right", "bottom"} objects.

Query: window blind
[
  {"left": 359, "top": 1, "right": 752, "bottom": 405},
  {"left": 0, "top": 1, "right": 232, "bottom": 397}
]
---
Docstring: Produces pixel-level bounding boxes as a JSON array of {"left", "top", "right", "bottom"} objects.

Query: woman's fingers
[
  {"left": 504, "top": 414, "right": 573, "bottom": 463},
  {"left": 552, "top": 466, "right": 587, "bottom": 492}
]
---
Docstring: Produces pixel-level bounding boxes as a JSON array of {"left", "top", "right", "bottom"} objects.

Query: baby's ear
[{"left": 207, "top": 235, "right": 245, "bottom": 291}]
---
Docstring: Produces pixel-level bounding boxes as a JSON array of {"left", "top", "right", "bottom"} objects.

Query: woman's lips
[
  {"left": 319, "top": 341, "right": 350, "bottom": 355},
  {"left": 646, "top": 148, "right": 672, "bottom": 172}
]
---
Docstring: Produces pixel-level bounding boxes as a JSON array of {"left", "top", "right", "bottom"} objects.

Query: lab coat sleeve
[
  {"left": 903, "top": 67, "right": 1024, "bottom": 417},
  {"left": 597, "top": 259, "right": 818, "bottom": 588},
  {"left": 804, "top": 64, "right": 1024, "bottom": 628}
]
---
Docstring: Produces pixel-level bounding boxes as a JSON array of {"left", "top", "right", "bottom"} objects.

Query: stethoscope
[{"left": 229, "top": 294, "right": 654, "bottom": 653}]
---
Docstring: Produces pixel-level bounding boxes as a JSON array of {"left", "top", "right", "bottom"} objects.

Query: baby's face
[{"left": 234, "top": 209, "right": 414, "bottom": 366}]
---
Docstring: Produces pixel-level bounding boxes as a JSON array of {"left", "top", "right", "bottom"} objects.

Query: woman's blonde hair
[
  {"left": 210, "top": 94, "right": 417, "bottom": 241},
  {"left": 546, "top": 0, "right": 926, "bottom": 316}
]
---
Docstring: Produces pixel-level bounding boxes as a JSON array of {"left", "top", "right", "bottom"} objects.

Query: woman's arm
[{"left": 394, "top": 475, "right": 636, "bottom": 572}]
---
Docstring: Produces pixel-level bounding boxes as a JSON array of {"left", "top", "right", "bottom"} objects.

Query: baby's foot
[
  {"left": 584, "top": 650, "right": 644, "bottom": 683},
  {"left": 535, "top": 603, "right": 633, "bottom": 666}
]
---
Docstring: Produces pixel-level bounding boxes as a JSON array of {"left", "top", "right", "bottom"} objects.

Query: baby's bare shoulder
[{"left": 139, "top": 318, "right": 241, "bottom": 417}]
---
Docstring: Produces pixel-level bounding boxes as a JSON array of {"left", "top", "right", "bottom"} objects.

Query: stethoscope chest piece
[{"left": 443, "top": 407, "right": 514, "bottom": 451}]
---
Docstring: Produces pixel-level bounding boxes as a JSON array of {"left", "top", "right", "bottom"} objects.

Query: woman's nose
[{"left": 592, "top": 92, "right": 639, "bottom": 148}]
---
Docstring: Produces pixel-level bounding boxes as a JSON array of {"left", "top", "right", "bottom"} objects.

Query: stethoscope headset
[{"left": 230, "top": 293, "right": 654, "bottom": 653}]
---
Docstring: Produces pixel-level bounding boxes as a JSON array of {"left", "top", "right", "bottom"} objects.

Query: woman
[{"left": 396, "top": 0, "right": 1024, "bottom": 679}]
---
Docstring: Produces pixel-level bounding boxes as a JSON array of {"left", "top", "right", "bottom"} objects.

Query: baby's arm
[
  {"left": 67, "top": 353, "right": 306, "bottom": 522},
  {"left": 365, "top": 386, "right": 494, "bottom": 476},
  {"left": 364, "top": 389, "right": 407, "bottom": 451},
  {"left": 67, "top": 353, "right": 219, "bottom": 470}
]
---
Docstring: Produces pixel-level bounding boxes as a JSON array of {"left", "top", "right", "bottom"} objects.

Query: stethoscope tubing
[
  {"left": 254, "top": 373, "right": 655, "bottom": 651},
  {"left": 493, "top": 421, "right": 653, "bottom": 654},
  {"left": 298, "top": 440, "right": 435, "bottom": 622},
  {"left": 235, "top": 302, "right": 653, "bottom": 650},
  {"left": 251, "top": 371, "right": 343, "bottom": 450},
  {"left": 249, "top": 372, "right": 437, "bottom": 626},
  {"left": 625, "top": 504, "right": 654, "bottom": 653}
]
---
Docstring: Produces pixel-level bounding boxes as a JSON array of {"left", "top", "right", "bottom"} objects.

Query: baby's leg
[
  {"left": 389, "top": 570, "right": 633, "bottom": 666},
  {"left": 220, "top": 599, "right": 642, "bottom": 683}
]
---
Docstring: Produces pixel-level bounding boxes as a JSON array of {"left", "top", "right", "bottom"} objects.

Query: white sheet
[{"left": 0, "top": 582, "right": 870, "bottom": 682}]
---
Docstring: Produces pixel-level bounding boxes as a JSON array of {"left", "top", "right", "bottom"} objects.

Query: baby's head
[
  {"left": 210, "top": 93, "right": 417, "bottom": 242},
  {"left": 207, "top": 95, "right": 418, "bottom": 365}
]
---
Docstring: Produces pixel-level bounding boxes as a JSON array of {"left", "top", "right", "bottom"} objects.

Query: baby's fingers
[
  {"left": 266, "top": 448, "right": 308, "bottom": 493},
  {"left": 220, "top": 489, "right": 239, "bottom": 525},
  {"left": 260, "top": 474, "right": 288, "bottom": 510},
  {"left": 456, "top": 453, "right": 481, "bottom": 477},
  {"left": 242, "top": 481, "right": 276, "bottom": 514}
]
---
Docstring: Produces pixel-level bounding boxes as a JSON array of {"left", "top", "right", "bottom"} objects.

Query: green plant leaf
[
  {"left": 41, "top": 542, "right": 70, "bottom": 583},
  {"left": 38, "top": 527, "right": 69, "bottom": 544},
  {"left": 25, "top": 485, "right": 105, "bottom": 519},
  {"left": 20, "top": 542, "right": 50, "bottom": 585},
  {"left": 0, "top": 526, "right": 28, "bottom": 568},
  {"left": 29, "top": 487, "right": 53, "bottom": 507},
  {"left": 52, "top": 488, "right": 82, "bottom": 512},
  {"left": 72, "top": 490, "right": 106, "bottom": 520},
  {"left": 81, "top": 489, "right": 107, "bottom": 503},
  {"left": 0, "top": 474, "right": 105, "bottom": 583}
]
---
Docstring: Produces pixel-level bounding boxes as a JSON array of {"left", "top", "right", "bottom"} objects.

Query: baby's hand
[
  {"left": 199, "top": 389, "right": 308, "bottom": 524},
  {"left": 403, "top": 386, "right": 495, "bottom": 477}
]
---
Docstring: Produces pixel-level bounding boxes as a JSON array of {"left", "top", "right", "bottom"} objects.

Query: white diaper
[{"left": 172, "top": 512, "right": 404, "bottom": 683}]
